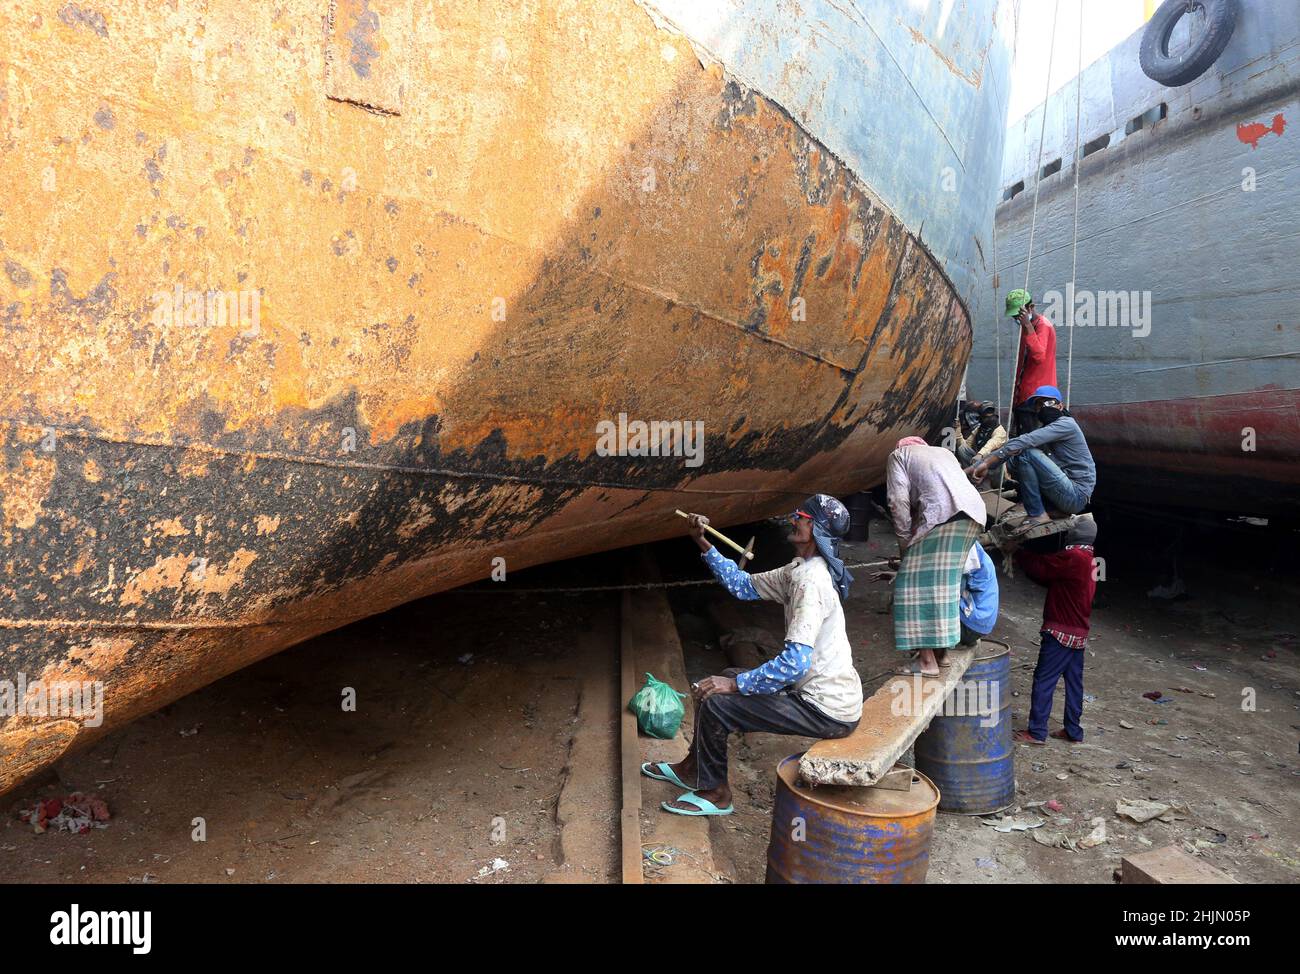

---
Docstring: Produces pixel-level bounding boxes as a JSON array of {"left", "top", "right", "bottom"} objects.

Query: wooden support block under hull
[
  {"left": 623, "top": 548, "right": 718, "bottom": 884},
  {"left": 1122, "top": 847, "right": 1239, "bottom": 885}
]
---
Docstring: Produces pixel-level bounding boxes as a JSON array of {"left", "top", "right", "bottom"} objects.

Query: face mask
[{"left": 1038, "top": 406, "right": 1063, "bottom": 425}]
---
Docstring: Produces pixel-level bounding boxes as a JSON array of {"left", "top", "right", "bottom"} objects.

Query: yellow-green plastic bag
[{"left": 628, "top": 672, "right": 687, "bottom": 740}]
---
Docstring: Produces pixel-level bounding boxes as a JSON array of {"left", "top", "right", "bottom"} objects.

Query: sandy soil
[{"left": 3, "top": 556, "right": 622, "bottom": 884}]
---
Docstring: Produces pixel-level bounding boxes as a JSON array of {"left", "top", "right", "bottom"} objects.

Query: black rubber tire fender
[{"left": 1139, "top": 0, "right": 1238, "bottom": 87}]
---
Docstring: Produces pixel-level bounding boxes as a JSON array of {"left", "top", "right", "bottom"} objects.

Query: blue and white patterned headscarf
[{"left": 796, "top": 494, "right": 853, "bottom": 600}]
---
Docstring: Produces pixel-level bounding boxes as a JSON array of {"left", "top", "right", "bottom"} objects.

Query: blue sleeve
[
  {"left": 701, "top": 545, "right": 759, "bottom": 601},
  {"left": 736, "top": 641, "right": 814, "bottom": 694}
]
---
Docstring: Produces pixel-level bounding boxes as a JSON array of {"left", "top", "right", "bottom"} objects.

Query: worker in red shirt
[
  {"left": 1005, "top": 289, "right": 1057, "bottom": 436},
  {"left": 1012, "top": 515, "right": 1097, "bottom": 745}
]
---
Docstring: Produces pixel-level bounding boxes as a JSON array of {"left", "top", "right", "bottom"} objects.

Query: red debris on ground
[
  {"left": 1142, "top": 691, "right": 1163, "bottom": 701},
  {"left": 17, "top": 793, "right": 111, "bottom": 834}
]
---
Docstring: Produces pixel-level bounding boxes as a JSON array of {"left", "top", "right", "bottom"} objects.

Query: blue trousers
[
  {"left": 1028, "top": 632, "right": 1084, "bottom": 741},
  {"left": 1008, "top": 448, "right": 1089, "bottom": 518}
]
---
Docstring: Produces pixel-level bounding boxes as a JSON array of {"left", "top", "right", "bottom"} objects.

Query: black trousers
[{"left": 690, "top": 688, "right": 858, "bottom": 791}]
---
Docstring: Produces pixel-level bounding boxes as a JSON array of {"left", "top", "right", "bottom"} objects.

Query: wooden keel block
[{"left": 1122, "top": 846, "right": 1239, "bottom": 885}]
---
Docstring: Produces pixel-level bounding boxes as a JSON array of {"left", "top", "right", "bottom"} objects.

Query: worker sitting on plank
[
  {"left": 1005, "top": 288, "right": 1058, "bottom": 436},
  {"left": 956, "top": 401, "right": 1007, "bottom": 469},
  {"left": 641, "top": 495, "right": 863, "bottom": 818},
  {"left": 964, "top": 385, "right": 1095, "bottom": 531},
  {"left": 1012, "top": 515, "right": 1098, "bottom": 745},
  {"left": 959, "top": 540, "right": 999, "bottom": 647},
  {"left": 955, "top": 401, "right": 1008, "bottom": 489},
  {"left": 959, "top": 398, "right": 982, "bottom": 439},
  {"left": 886, "top": 436, "right": 987, "bottom": 676}
]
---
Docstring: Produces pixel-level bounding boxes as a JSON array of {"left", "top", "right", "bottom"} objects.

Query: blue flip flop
[
  {"left": 661, "top": 791, "right": 734, "bottom": 817},
  {"left": 640, "top": 761, "right": 693, "bottom": 790}
]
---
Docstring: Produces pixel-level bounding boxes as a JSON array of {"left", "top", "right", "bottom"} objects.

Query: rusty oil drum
[
  {"left": 914, "top": 640, "right": 1015, "bottom": 814},
  {"left": 765, "top": 754, "right": 939, "bottom": 884}
]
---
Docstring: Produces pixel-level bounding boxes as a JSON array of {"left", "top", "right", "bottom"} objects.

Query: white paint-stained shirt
[
  {"left": 746, "top": 555, "right": 864, "bottom": 723},
  {"left": 886, "top": 444, "right": 987, "bottom": 547}
]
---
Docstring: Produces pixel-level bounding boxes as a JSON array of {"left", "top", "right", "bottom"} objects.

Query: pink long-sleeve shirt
[{"left": 886, "top": 444, "right": 987, "bottom": 547}]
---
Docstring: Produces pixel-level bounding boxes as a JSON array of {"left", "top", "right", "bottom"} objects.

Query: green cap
[{"left": 1005, "top": 288, "right": 1032, "bottom": 318}]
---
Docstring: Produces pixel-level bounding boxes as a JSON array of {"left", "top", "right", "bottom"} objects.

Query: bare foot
[
  {"left": 666, "top": 758, "right": 698, "bottom": 787},
  {"left": 664, "top": 784, "right": 732, "bottom": 811}
]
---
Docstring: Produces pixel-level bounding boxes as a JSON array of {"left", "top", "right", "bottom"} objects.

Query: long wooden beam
[{"left": 800, "top": 648, "right": 976, "bottom": 786}]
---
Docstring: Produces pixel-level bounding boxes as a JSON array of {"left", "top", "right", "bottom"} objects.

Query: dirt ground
[
  {"left": 3, "top": 511, "right": 1297, "bottom": 884},
  {"left": 3, "top": 553, "right": 623, "bottom": 885}
]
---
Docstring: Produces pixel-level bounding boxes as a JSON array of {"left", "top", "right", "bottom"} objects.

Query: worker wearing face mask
[{"left": 964, "top": 386, "right": 1095, "bottom": 530}]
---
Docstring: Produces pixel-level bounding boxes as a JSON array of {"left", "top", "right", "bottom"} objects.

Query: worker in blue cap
[{"left": 964, "top": 386, "right": 1096, "bottom": 529}]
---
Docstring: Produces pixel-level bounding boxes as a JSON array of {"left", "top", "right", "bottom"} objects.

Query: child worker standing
[{"left": 1012, "top": 515, "right": 1098, "bottom": 745}]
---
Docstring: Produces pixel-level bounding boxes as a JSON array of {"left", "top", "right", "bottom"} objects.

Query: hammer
[{"left": 675, "top": 510, "right": 757, "bottom": 568}]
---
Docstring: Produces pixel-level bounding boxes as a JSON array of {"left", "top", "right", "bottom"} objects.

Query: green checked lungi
[{"left": 893, "top": 515, "right": 982, "bottom": 653}]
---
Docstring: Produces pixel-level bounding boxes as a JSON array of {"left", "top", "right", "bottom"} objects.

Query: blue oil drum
[
  {"left": 914, "top": 640, "right": 1015, "bottom": 814},
  {"left": 765, "top": 754, "right": 939, "bottom": 884}
]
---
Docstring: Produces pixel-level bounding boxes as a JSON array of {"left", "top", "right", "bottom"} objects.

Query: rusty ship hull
[{"left": 0, "top": 0, "right": 1014, "bottom": 792}]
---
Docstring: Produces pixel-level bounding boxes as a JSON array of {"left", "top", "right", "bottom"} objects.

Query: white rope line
[
  {"left": 1066, "top": 0, "right": 1083, "bottom": 409},
  {"left": 1012, "top": 0, "right": 1061, "bottom": 425},
  {"left": 1023, "top": 0, "right": 1060, "bottom": 293},
  {"left": 455, "top": 560, "right": 894, "bottom": 595}
]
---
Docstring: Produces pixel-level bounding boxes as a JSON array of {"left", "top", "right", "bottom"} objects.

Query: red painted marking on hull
[
  {"left": 1075, "top": 388, "right": 1300, "bottom": 483},
  {"left": 1236, "top": 113, "right": 1286, "bottom": 149}
]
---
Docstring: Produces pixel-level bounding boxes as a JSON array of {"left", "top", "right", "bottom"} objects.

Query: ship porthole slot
[{"left": 1139, "top": 0, "right": 1238, "bottom": 87}]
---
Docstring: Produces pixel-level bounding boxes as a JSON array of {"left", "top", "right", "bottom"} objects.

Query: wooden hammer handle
[{"left": 674, "top": 509, "right": 748, "bottom": 556}]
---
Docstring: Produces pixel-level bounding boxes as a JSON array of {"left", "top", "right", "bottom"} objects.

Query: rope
[
  {"left": 1023, "top": 0, "right": 1060, "bottom": 293},
  {"left": 1010, "top": 0, "right": 1061, "bottom": 422},
  {"left": 1065, "top": 0, "right": 1084, "bottom": 408},
  {"left": 990, "top": 219, "right": 1005, "bottom": 523},
  {"left": 454, "top": 559, "right": 893, "bottom": 595}
]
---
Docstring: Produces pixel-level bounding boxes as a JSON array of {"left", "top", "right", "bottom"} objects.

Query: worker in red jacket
[
  {"left": 1005, "top": 289, "right": 1058, "bottom": 436},
  {"left": 1012, "top": 515, "right": 1097, "bottom": 745}
]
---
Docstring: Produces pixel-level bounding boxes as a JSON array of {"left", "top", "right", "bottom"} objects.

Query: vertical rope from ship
[
  {"left": 1065, "top": 0, "right": 1084, "bottom": 409},
  {"left": 1016, "top": 0, "right": 1061, "bottom": 415}
]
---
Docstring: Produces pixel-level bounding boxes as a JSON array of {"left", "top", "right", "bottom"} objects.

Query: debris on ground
[
  {"left": 1078, "top": 817, "right": 1107, "bottom": 849},
  {"left": 1119, "top": 719, "right": 1134, "bottom": 729},
  {"left": 1032, "top": 829, "right": 1076, "bottom": 851},
  {"left": 1142, "top": 690, "right": 1162, "bottom": 701},
  {"left": 16, "top": 794, "right": 111, "bottom": 834},
  {"left": 1147, "top": 580, "right": 1186, "bottom": 600},
  {"left": 474, "top": 857, "right": 509, "bottom": 879},
  {"left": 1114, "top": 798, "right": 1189, "bottom": 824},
  {"left": 982, "top": 813, "right": 1045, "bottom": 833}
]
